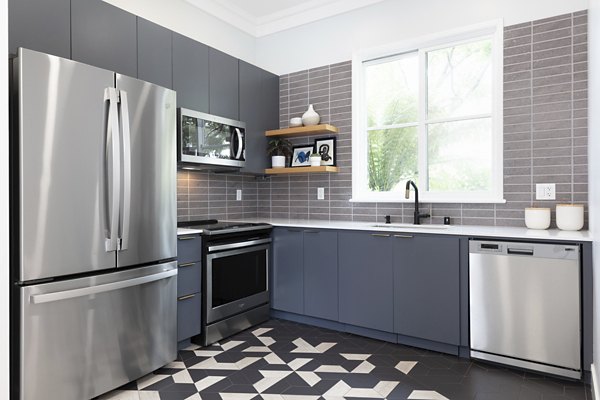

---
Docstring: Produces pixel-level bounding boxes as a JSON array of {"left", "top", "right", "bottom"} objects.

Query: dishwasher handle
[{"left": 507, "top": 248, "right": 534, "bottom": 256}]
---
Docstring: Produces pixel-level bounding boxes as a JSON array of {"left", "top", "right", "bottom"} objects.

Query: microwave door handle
[
  {"left": 104, "top": 88, "right": 120, "bottom": 252},
  {"left": 118, "top": 90, "right": 131, "bottom": 251},
  {"left": 235, "top": 128, "right": 243, "bottom": 160},
  {"left": 229, "top": 128, "right": 237, "bottom": 160}
]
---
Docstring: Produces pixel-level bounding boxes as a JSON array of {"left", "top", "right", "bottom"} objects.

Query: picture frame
[
  {"left": 314, "top": 137, "right": 336, "bottom": 166},
  {"left": 290, "top": 145, "right": 314, "bottom": 167}
]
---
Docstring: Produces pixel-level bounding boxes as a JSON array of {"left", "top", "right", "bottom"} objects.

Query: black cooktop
[{"left": 178, "top": 219, "right": 271, "bottom": 235}]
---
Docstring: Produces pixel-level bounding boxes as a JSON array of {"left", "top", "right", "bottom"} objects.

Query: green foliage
[{"left": 267, "top": 138, "right": 293, "bottom": 157}]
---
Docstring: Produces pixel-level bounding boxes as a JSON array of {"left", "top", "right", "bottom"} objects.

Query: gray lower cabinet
[
  {"left": 271, "top": 228, "right": 304, "bottom": 314},
  {"left": 177, "top": 234, "right": 202, "bottom": 342},
  {"left": 393, "top": 235, "right": 460, "bottom": 345},
  {"left": 9, "top": 0, "right": 71, "bottom": 58},
  {"left": 173, "top": 33, "right": 210, "bottom": 112},
  {"left": 338, "top": 231, "right": 394, "bottom": 332},
  {"left": 209, "top": 48, "right": 239, "bottom": 120},
  {"left": 137, "top": 17, "right": 172, "bottom": 89},
  {"left": 71, "top": 0, "right": 137, "bottom": 77},
  {"left": 303, "top": 230, "right": 338, "bottom": 321}
]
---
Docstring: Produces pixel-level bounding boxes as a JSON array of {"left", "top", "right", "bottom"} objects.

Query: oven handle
[{"left": 208, "top": 238, "right": 272, "bottom": 253}]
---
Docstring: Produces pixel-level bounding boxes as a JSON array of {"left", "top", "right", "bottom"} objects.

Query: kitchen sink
[{"left": 371, "top": 223, "right": 450, "bottom": 230}]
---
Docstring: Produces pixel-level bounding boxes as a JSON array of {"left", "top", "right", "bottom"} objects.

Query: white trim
[
  {"left": 351, "top": 19, "right": 504, "bottom": 203},
  {"left": 184, "top": 0, "right": 388, "bottom": 38},
  {"left": 593, "top": 363, "right": 600, "bottom": 400}
]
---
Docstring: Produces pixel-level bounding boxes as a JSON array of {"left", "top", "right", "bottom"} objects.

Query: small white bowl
[
  {"left": 524, "top": 208, "right": 551, "bottom": 230},
  {"left": 556, "top": 204, "right": 584, "bottom": 231},
  {"left": 290, "top": 117, "right": 302, "bottom": 127}
]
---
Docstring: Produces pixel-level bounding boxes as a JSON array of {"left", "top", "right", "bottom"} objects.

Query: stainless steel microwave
[{"left": 178, "top": 108, "right": 246, "bottom": 169}]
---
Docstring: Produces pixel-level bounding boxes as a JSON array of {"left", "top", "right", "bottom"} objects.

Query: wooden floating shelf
[
  {"left": 265, "top": 166, "right": 339, "bottom": 175},
  {"left": 265, "top": 124, "right": 338, "bottom": 138}
]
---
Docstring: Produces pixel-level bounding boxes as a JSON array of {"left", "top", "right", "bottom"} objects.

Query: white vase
[
  {"left": 524, "top": 208, "right": 551, "bottom": 230},
  {"left": 302, "top": 104, "right": 320, "bottom": 126},
  {"left": 271, "top": 155, "right": 286, "bottom": 168}
]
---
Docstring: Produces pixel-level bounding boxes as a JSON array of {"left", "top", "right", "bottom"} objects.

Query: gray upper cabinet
[
  {"left": 271, "top": 228, "right": 304, "bottom": 314},
  {"left": 137, "top": 18, "right": 172, "bottom": 89},
  {"left": 71, "top": 0, "right": 137, "bottom": 77},
  {"left": 9, "top": 0, "right": 71, "bottom": 58},
  {"left": 209, "top": 48, "right": 239, "bottom": 120},
  {"left": 393, "top": 235, "right": 460, "bottom": 345},
  {"left": 339, "top": 231, "right": 394, "bottom": 332},
  {"left": 303, "top": 230, "right": 338, "bottom": 321},
  {"left": 173, "top": 33, "right": 209, "bottom": 112}
]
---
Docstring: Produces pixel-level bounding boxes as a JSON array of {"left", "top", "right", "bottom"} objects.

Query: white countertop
[
  {"left": 209, "top": 218, "right": 592, "bottom": 242},
  {"left": 177, "top": 227, "right": 203, "bottom": 235}
]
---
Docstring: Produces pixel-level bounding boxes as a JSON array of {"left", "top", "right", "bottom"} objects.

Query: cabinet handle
[
  {"left": 304, "top": 230, "right": 320, "bottom": 233},
  {"left": 287, "top": 229, "right": 302, "bottom": 232},
  {"left": 371, "top": 233, "right": 391, "bottom": 238},
  {"left": 178, "top": 262, "right": 196, "bottom": 268},
  {"left": 178, "top": 236, "right": 196, "bottom": 241},
  {"left": 177, "top": 294, "right": 196, "bottom": 301},
  {"left": 394, "top": 234, "right": 413, "bottom": 239}
]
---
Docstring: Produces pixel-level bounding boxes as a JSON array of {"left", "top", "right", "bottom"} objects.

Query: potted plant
[
  {"left": 267, "top": 138, "right": 292, "bottom": 168},
  {"left": 310, "top": 152, "right": 322, "bottom": 167}
]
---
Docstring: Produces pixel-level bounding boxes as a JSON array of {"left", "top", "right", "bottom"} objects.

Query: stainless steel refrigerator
[{"left": 12, "top": 48, "right": 178, "bottom": 400}]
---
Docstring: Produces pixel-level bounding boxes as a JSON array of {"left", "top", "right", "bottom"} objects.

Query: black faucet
[{"left": 405, "top": 180, "right": 430, "bottom": 225}]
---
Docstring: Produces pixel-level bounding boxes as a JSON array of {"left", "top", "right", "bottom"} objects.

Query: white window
[{"left": 352, "top": 21, "right": 504, "bottom": 203}]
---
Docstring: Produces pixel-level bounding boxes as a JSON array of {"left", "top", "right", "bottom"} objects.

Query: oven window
[{"left": 211, "top": 248, "right": 267, "bottom": 307}]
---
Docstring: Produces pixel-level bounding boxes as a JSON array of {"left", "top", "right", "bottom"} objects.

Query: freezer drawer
[
  {"left": 20, "top": 262, "right": 178, "bottom": 400},
  {"left": 469, "top": 240, "right": 580, "bottom": 378}
]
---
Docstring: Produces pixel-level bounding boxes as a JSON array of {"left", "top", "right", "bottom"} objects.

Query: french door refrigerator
[{"left": 11, "top": 48, "right": 178, "bottom": 400}]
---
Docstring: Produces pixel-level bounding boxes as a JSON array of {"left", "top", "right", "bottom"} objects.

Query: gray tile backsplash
[{"left": 255, "top": 11, "right": 588, "bottom": 228}]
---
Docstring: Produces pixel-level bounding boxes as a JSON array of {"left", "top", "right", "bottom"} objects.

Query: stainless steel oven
[{"left": 178, "top": 220, "right": 272, "bottom": 346}]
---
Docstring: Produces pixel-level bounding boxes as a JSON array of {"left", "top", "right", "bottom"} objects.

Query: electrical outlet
[
  {"left": 536, "top": 183, "right": 555, "bottom": 200},
  {"left": 317, "top": 187, "right": 325, "bottom": 200},
  {"left": 236, "top": 189, "right": 242, "bottom": 201}
]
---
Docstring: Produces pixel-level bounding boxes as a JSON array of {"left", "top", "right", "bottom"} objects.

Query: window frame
[{"left": 351, "top": 20, "right": 505, "bottom": 203}]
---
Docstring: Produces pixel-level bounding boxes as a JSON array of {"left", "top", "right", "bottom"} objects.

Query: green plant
[{"left": 267, "top": 138, "right": 293, "bottom": 157}]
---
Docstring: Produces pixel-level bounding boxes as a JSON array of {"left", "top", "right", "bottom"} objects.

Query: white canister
[
  {"left": 556, "top": 204, "right": 584, "bottom": 231},
  {"left": 524, "top": 208, "right": 551, "bottom": 230},
  {"left": 289, "top": 117, "right": 302, "bottom": 127},
  {"left": 271, "top": 155, "right": 286, "bottom": 168}
]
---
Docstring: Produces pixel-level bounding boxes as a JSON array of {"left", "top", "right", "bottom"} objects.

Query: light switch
[
  {"left": 317, "top": 187, "right": 325, "bottom": 200},
  {"left": 535, "top": 183, "right": 555, "bottom": 200},
  {"left": 236, "top": 189, "right": 242, "bottom": 201}
]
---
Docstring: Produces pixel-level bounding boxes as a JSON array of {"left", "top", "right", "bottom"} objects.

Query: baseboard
[{"left": 592, "top": 363, "right": 599, "bottom": 400}]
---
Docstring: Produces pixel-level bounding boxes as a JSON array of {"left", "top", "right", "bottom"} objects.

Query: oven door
[{"left": 206, "top": 240, "right": 270, "bottom": 324}]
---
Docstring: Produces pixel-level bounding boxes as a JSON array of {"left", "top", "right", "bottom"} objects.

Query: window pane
[
  {"left": 365, "top": 53, "right": 418, "bottom": 127},
  {"left": 427, "top": 39, "right": 492, "bottom": 120},
  {"left": 368, "top": 127, "right": 418, "bottom": 193},
  {"left": 428, "top": 118, "right": 492, "bottom": 192}
]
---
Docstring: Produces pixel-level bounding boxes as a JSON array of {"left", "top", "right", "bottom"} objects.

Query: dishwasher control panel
[{"left": 470, "top": 240, "right": 579, "bottom": 260}]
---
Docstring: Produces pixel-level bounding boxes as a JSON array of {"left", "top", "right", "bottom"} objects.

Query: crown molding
[{"left": 185, "top": 0, "right": 387, "bottom": 37}]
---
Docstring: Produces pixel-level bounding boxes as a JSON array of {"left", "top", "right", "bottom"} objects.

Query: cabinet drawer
[
  {"left": 178, "top": 261, "right": 202, "bottom": 296},
  {"left": 177, "top": 234, "right": 202, "bottom": 264},
  {"left": 177, "top": 292, "right": 201, "bottom": 341}
]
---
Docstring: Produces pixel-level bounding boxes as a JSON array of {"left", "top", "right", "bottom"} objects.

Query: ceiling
[{"left": 184, "top": 0, "right": 388, "bottom": 37}]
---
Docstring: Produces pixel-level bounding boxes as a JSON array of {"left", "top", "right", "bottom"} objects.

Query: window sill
[{"left": 349, "top": 197, "right": 507, "bottom": 204}]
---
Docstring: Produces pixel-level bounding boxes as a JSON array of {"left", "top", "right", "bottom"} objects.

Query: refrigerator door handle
[
  {"left": 104, "top": 87, "right": 121, "bottom": 252},
  {"left": 118, "top": 90, "right": 132, "bottom": 251},
  {"left": 30, "top": 268, "right": 177, "bottom": 304}
]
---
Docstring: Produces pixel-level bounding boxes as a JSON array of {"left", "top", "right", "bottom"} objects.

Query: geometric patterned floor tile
[{"left": 99, "top": 319, "right": 593, "bottom": 400}]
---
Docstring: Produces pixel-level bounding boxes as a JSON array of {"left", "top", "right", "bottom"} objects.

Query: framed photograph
[
  {"left": 290, "top": 145, "right": 314, "bottom": 167},
  {"left": 314, "top": 137, "right": 336, "bottom": 166}
]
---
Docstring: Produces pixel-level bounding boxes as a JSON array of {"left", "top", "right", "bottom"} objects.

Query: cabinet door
[
  {"left": 71, "top": 0, "right": 137, "bottom": 77},
  {"left": 394, "top": 235, "right": 460, "bottom": 345},
  {"left": 9, "top": 0, "right": 70, "bottom": 58},
  {"left": 209, "top": 48, "right": 239, "bottom": 120},
  {"left": 339, "top": 231, "right": 394, "bottom": 332},
  {"left": 303, "top": 230, "right": 338, "bottom": 321},
  {"left": 137, "top": 17, "right": 172, "bottom": 89},
  {"left": 239, "top": 61, "right": 264, "bottom": 174},
  {"left": 271, "top": 228, "right": 304, "bottom": 314},
  {"left": 173, "top": 33, "right": 209, "bottom": 112}
]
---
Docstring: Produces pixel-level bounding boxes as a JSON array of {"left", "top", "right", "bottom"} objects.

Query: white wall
[
  {"left": 1, "top": 0, "right": 9, "bottom": 396},
  {"left": 588, "top": 0, "right": 600, "bottom": 394},
  {"left": 104, "top": 0, "right": 257, "bottom": 65},
  {"left": 256, "top": 0, "right": 588, "bottom": 74}
]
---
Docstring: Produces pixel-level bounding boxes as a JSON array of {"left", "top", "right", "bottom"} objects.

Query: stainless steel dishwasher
[{"left": 469, "top": 240, "right": 581, "bottom": 379}]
